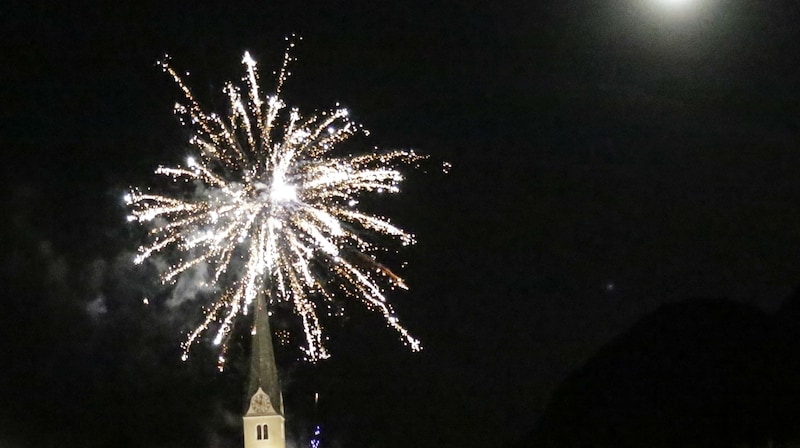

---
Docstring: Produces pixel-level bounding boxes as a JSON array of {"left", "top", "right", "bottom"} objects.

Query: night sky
[{"left": 2, "top": 1, "right": 800, "bottom": 447}]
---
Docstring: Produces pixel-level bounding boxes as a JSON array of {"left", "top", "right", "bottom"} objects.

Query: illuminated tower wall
[{"left": 243, "top": 292, "right": 285, "bottom": 448}]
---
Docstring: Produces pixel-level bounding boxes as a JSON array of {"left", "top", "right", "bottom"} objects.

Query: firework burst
[{"left": 126, "top": 43, "right": 423, "bottom": 364}]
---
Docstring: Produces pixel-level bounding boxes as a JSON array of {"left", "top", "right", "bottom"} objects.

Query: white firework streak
[{"left": 127, "top": 45, "right": 424, "bottom": 364}]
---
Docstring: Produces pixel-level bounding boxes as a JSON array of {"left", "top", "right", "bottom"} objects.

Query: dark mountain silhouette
[{"left": 517, "top": 292, "right": 800, "bottom": 447}]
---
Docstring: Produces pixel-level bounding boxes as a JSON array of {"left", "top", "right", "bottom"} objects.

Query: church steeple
[
  {"left": 243, "top": 291, "right": 285, "bottom": 448},
  {"left": 246, "top": 290, "right": 283, "bottom": 415}
]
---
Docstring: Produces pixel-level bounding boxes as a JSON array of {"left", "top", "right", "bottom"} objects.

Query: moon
[
  {"left": 644, "top": 0, "right": 715, "bottom": 22},
  {"left": 651, "top": 0, "right": 705, "bottom": 15},
  {"left": 654, "top": 0, "right": 695, "bottom": 12},
  {"left": 660, "top": 0, "right": 693, "bottom": 6}
]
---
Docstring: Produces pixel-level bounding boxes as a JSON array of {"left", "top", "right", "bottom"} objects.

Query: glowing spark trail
[{"left": 127, "top": 45, "right": 423, "bottom": 364}]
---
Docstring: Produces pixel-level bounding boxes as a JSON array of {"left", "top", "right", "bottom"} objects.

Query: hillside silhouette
[{"left": 517, "top": 291, "right": 800, "bottom": 447}]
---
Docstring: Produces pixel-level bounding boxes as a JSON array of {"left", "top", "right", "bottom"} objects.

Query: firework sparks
[{"left": 127, "top": 43, "right": 423, "bottom": 364}]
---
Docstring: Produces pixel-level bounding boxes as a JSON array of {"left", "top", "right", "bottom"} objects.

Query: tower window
[{"left": 257, "top": 424, "right": 269, "bottom": 440}]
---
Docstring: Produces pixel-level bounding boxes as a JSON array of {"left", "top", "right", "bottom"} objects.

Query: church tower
[{"left": 243, "top": 292, "right": 285, "bottom": 448}]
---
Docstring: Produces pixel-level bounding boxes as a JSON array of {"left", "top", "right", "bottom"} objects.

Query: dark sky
[{"left": 2, "top": 1, "right": 800, "bottom": 447}]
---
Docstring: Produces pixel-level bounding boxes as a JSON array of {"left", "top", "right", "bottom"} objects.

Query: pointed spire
[{"left": 246, "top": 290, "right": 283, "bottom": 415}]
